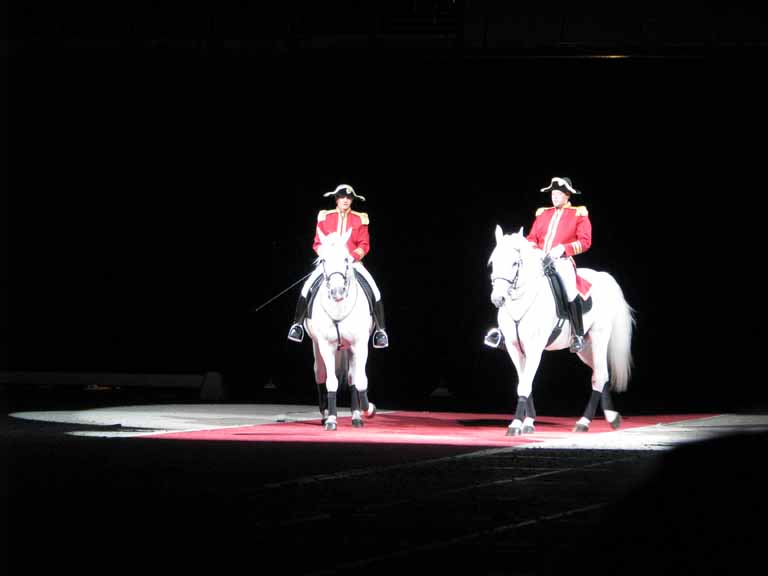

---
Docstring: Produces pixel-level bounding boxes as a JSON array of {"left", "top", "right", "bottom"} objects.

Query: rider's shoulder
[
  {"left": 568, "top": 205, "right": 589, "bottom": 217},
  {"left": 317, "top": 209, "right": 333, "bottom": 222},
  {"left": 350, "top": 210, "right": 369, "bottom": 225},
  {"left": 535, "top": 206, "right": 554, "bottom": 217}
]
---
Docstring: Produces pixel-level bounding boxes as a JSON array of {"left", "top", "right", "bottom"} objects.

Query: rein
[
  {"left": 490, "top": 247, "right": 522, "bottom": 292},
  {"left": 322, "top": 259, "right": 351, "bottom": 295}
]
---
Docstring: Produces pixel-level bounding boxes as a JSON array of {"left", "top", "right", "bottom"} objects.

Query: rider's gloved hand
[{"left": 548, "top": 244, "right": 565, "bottom": 259}]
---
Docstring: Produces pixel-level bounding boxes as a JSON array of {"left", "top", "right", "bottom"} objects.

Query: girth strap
[{"left": 334, "top": 321, "right": 342, "bottom": 350}]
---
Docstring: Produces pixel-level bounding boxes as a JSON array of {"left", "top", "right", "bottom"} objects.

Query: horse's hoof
[
  {"left": 506, "top": 427, "right": 522, "bottom": 436},
  {"left": 522, "top": 425, "right": 535, "bottom": 434},
  {"left": 609, "top": 414, "right": 622, "bottom": 430},
  {"left": 352, "top": 418, "right": 364, "bottom": 428},
  {"left": 365, "top": 403, "right": 376, "bottom": 418},
  {"left": 572, "top": 423, "right": 589, "bottom": 433},
  {"left": 324, "top": 421, "right": 337, "bottom": 431}
]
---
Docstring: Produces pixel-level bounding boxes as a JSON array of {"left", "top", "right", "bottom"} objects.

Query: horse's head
[
  {"left": 488, "top": 225, "right": 542, "bottom": 308},
  {"left": 316, "top": 227, "right": 354, "bottom": 302}
]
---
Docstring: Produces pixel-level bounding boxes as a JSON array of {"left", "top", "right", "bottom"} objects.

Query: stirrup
[
  {"left": 287, "top": 324, "right": 305, "bottom": 343},
  {"left": 569, "top": 335, "right": 585, "bottom": 353},
  {"left": 372, "top": 329, "right": 389, "bottom": 349},
  {"left": 484, "top": 328, "right": 503, "bottom": 349}
]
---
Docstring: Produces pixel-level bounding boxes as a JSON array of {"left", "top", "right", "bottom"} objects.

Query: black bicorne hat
[
  {"left": 322, "top": 184, "right": 366, "bottom": 201},
  {"left": 540, "top": 177, "right": 581, "bottom": 195}
]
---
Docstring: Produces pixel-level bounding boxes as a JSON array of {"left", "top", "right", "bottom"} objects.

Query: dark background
[{"left": 7, "top": 3, "right": 767, "bottom": 415}]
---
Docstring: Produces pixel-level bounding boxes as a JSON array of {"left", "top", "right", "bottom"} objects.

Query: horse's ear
[
  {"left": 495, "top": 225, "right": 504, "bottom": 245},
  {"left": 342, "top": 226, "right": 353, "bottom": 244},
  {"left": 518, "top": 226, "right": 524, "bottom": 236}
]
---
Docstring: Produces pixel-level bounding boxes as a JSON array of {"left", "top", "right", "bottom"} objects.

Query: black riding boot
[
  {"left": 287, "top": 295, "right": 308, "bottom": 342},
  {"left": 568, "top": 298, "right": 585, "bottom": 353},
  {"left": 372, "top": 300, "right": 389, "bottom": 349}
]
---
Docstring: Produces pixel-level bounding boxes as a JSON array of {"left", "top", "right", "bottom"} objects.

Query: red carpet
[{"left": 145, "top": 411, "right": 716, "bottom": 447}]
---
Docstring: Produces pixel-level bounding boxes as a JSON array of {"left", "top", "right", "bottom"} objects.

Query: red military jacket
[
  {"left": 527, "top": 203, "right": 592, "bottom": 257},
  {"left": 313, "top": 208, "right": 371, "bottom": 261}
]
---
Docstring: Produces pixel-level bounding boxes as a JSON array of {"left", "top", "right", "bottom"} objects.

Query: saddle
[
  {"left": 353, "top": 271, "right": 375, "bottom": 315},
  {"left": 542, "top": 256, "right": 592, "bottom": 346},
  {"left": 306, "top": 274, "right": 323, "bottom": 319}
]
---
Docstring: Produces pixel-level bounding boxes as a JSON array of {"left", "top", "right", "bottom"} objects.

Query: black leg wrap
[
  {"left": 583, "top": 389, "right": 601, "bottom": 421},
  {"left": 357, "top": 388, "right": 369, "bottom": 412},
  {"left": 527, "top": 396, "right": 536, "bottom": 419},
  {"left": 515, "top": 396, "right": 528, "bottom": 421},
  {"left": 349, "top": 386, "right": 360, "bottom": 412},
  {"left": 327, "top": 391, "right": 337, "bottom": 417},
  {"left": 317, "top": 383, "right": 328, "bottom": 413},
  {"left": 601, "top": 385, "right": 615, "bottom": 412}
]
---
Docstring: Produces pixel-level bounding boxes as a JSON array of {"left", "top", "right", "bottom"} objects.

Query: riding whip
[{"left": 251, "top": 271, "right": 313, "bottom": 313}]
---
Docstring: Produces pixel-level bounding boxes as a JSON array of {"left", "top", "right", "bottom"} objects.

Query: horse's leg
[
  {"left": 349, "top": 342, "right": 375, "bottom": 418},
  {"left": 525, "top": 393, "right": 536, "bottom": 420},
  {"left": 318, "top": 383, "right": 328, "bottom": 423},
  {"left": 317, "top": 341, "right": 339, "bottom": 431},
  {"left": 573, "top": 389, "right": 601, "bottom": 432},
  {"left": 325, "top": 389, "right": 338, "bottom": 431},
  {"left": 574, "top": 334, "right": 616, "bottom": 432},
  {"left": 506, "top": 344, "right": 542, "bottom": 436},
  {"left": 312, "top": 340, "right": 329, "bottom": 423},
  {"left": 507, "top": 396, "right": 529, "bottom": 436},
  {"left": 347, "top": 348, "right": 368, "bottom": 427},
  {"left": 349, "top": 383, "right": 363, "bottom": 427},
  {"left": 601, "top": 383, "right": 622, "bottom": 430}
]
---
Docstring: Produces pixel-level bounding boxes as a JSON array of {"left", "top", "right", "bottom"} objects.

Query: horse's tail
[{"left": 607, "top": 278, "right": 636, "bottom": 392}]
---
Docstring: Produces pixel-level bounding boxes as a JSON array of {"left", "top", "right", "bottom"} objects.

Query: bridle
[
  {"left": 319, "top": 253, "right": 355, "bottom": 349},
  {"left": 321, "top": 255, "right": 352, "bottom": 300},
  {"left": 490, "top": 246, "right": 546, "bottom": 358},
  {"left": 490, "top": 248, "right": 523, "bottom": 297}
]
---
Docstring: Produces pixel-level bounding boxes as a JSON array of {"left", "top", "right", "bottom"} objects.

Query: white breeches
[
  {"left": 301, "top": 261, "right": 381, "bottom": 301},
  {"left": 554, "top": 258, "right": 578, "bottom": 302}
]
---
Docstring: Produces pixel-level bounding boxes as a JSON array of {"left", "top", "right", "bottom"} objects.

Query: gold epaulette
[
  {"left": 572, "top": 206, "right": 589, "bottom": 217},
  {"left": 351, "top": 210, "right": 369, "bottom": 225},
  {"left": 317, "top": 209, "right": 331, "bottom": 222},
  {"left": 535, "top": 207, "right": 551, "bottom": 217}
]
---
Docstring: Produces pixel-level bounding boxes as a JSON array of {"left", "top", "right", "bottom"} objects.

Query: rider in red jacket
[
  {"left": 288, "top": 184, "right": 389, "bottom": 349},
  {"left": 485, "top": 176, "right": 592, "bottom": 353}
]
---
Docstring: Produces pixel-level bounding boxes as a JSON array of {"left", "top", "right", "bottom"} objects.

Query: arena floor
[{"left": 4, "top": 397, "right": 767, "bottom": 574}]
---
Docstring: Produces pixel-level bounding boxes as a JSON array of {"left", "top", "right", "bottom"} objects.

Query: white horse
[
  {"left": 306, "top": 228, "right": 377, "bottom": 431},
  {"left": 488, "top": 225, "right": 635, "bottom": 435}
]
